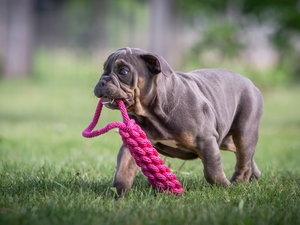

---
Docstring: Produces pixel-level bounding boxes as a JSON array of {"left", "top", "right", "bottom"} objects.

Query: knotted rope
[{"left": 82, "top": 98, "right": 184, "bottom": 195}]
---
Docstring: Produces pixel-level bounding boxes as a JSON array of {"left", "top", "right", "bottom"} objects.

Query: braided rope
[{"left": 82, "top": 98, "right": 184, "bottom": 195}]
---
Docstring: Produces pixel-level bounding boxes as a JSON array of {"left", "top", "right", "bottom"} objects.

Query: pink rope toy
[{"left": 82, "top": 98, "right": 184, "bottom": 195}]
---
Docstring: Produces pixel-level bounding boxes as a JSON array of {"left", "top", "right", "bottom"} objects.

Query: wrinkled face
[
  {"left": 94, "top": 48, "right": 151, "bottom": 112},
  {"left": 94, "top": 47, "right": 175, "bottom": 114}
]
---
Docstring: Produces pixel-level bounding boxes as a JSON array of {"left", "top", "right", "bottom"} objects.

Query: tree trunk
[
  {"left": 1, "top": 0, "right": 35, "bottom": 78},
  {"left": 149, "top": 0, "right": 171, "bottom": 58},
  {"left": 0, "top": 0, "right": 9, "bottom": 64},
  {"left": 149, "top": 0, "right": 180, "bottom": 67}
]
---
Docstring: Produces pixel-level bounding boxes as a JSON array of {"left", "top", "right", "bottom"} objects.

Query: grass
[{"left": 1, "top": 54, "right": 300, "bottom": 224}]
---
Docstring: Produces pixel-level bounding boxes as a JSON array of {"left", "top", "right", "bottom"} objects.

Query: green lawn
[{"left": 1, "top": 60, "right": 300, "bottom": 224}]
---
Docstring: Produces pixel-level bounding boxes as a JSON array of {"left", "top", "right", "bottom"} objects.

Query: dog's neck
[
  {"left": 130, "top": 73, "right": 180, "bottom": 119},
  {"left": 128, "top": 73, "right": 183, "bottom": 140}
]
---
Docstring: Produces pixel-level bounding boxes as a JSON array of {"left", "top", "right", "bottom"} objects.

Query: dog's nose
[
  {"left": 94, "top": 85, "right": 102, "bottom": 98},
  {"left": 99, "top": 79, "right": 106, "bottom": 87}
]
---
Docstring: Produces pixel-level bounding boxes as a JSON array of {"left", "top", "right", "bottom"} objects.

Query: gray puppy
[{"left": 94, "top": 47, "right": 264, "bottom": 196}]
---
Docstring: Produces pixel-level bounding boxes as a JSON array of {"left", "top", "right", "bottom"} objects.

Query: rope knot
[{"left": 124, "top": 119, "right": 136, "bottom": 132}]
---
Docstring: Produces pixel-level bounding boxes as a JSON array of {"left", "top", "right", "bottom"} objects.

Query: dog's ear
[{"left": 140, "top": 53, "right": 174, "bottom": 77}]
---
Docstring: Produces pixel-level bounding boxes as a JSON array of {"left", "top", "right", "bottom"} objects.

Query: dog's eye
[{"left": 119, "top": 69, "right": 128, "bottom": 76}]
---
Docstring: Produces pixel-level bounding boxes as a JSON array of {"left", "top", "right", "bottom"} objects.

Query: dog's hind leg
[
  {"left": 230, "top": 132, "right": 260, "bottom": 183},
  {"left": 220, "top": 135, "right": 261, "bottom": 182},
  {"left": 250, "top": 157, "right": 261, "bottom": 181},
  {"left": 230, "top": 91, "right": 263, "bottom": 183},
  {"left": 220, "top": 135, "right": 236, "bottom": 153}
]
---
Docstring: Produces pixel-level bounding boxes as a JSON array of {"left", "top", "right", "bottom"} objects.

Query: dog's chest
[
  {"left": 150, "top": 139, "right": 178, "bottom": 148},
  {"left": 149, "top": 139, "right": 194, "bottom": 153},
  {"left": 149, "top": 139, "right": 198, "bottom": 160}
]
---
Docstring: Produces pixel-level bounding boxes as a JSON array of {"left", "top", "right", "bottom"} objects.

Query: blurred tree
[
  {"left": 189, "top": 20, "right": 245, "bottom": 63},
  {"left": 0, "top": 0, "right": 35, "bottom": 78},
  {"left": 149, "top": 0, "right": 171, "bottom": 57},
  {"left": 0, "top": 0, "right": 9, "bottom": 71},
  {"left": 175, "top": 0, "right": 300, "bottom": 78},
  {"left": 94, "top": 0, "right": 108, "bottom": 51}
]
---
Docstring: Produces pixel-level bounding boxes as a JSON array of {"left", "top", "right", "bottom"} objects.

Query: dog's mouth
[{"left": 101, "top": 96, "right": 132, "bottom": 109}]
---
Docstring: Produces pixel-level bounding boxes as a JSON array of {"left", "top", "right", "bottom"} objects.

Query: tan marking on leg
[
  {"left": 231, "top": 136, "right": 254, "bottom": 183},
  {"left": 220, "top": 136, "right": 236, "bottom": 153},
  {"left": 174, "top": 131, "right": 195, "bottom": 147}
]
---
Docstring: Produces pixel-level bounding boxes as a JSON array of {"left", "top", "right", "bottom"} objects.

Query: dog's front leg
[{"left": 112, "top": 143, "right": 138, "bottom": 196}]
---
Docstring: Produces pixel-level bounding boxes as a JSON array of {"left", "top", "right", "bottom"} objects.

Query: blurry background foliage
[
  {"left": 175, "top": 0, "right": 300, "bottom": 83},
  {"left": 0, "top": 0, "right": 299, "bottom": 86}
]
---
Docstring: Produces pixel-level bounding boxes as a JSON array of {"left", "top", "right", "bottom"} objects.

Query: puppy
[{"left": 94, "top": 47, "right": 264, "bottom": 196}]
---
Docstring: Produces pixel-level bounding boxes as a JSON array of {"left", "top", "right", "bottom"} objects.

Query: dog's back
[{"left": 176, "top": 68, "right": 264, "bottom": 142}]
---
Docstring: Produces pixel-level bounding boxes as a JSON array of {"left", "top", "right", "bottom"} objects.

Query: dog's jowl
[{"left": 93, "top": 47, "right": 264, "bottom": 196}]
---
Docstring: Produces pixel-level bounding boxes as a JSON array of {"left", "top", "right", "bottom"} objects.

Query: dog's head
[{"left": 94, "top": 47, "right": 175, "bottom": 115}]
